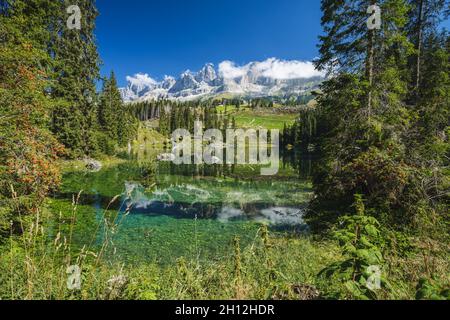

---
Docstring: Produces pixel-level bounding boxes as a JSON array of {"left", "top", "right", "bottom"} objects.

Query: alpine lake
[{"left": 46, "top": 141, "right": 315, "bottom": 266}]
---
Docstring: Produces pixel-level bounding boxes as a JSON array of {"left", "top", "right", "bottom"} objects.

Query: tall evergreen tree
[
  {"left": 98, "top": 72, "right": 121, "bottom": 140},
  {"left": 51, "top": 0, "right": 100, "bottom": 157},
  {"left": 96, "top": 72, "right": 120, "bottom": 154}
]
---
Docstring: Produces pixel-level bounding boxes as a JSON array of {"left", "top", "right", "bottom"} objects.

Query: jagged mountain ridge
[{"left": 120, "top": 59, "right": 325, "bottom": 102}]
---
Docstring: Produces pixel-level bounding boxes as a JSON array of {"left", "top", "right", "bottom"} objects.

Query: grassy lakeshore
[
  {"left": 2, "top": 202, "right": 448, "bottom": 300},
  {"left": 0, "top": 150, "right": 448, "bottom": 300}
]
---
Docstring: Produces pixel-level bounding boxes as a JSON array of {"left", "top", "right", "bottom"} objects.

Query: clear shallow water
[{"left": 52, "top": 153, "right": 313, "bottom": 264}]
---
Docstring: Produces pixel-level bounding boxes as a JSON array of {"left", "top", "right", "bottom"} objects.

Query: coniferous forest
[{"left": 0, "top": 0, "right": 448, "bottom": 301}]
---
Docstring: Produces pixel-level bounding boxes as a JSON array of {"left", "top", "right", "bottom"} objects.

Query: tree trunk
[
  {"left": 365, "top": 0, "right": 377, "bottom": 118},
  {"left": 366, "top": 28, "right": 375, "bottom": 118},
  {"left": 415, "top": 0, "right": 425, "bottom": 91}
]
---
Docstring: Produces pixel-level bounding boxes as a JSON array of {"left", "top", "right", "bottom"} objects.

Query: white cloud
[
  {"left": 218, "top": 61, "right": 248, "bottom": 79},
  {"left": 258, "top": 58, "right": 323, "bottom": 79},
  {"left": 126, "top": 73, "right": 157, "bottom": 88},
  {"left": 219, "top": 58, "right": 324, "bottom": 80}
]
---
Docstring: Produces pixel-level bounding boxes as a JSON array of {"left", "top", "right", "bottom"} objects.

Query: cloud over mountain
[
  {"left": 126, "top": 73, "right": 157, "bottom": 87},
  {"left": 219, "top": 58, "right": 323, "bottom": 80},
  {"left": 120, "top": 58, "right": 324, "bottom": 102}
]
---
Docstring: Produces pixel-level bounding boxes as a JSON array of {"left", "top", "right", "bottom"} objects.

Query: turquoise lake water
[{"left": 50, "top": 152, "right": 314, "bottom": 265}]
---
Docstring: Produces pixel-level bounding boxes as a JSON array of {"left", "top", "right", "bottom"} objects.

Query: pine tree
[
  {"left": 159, "top": 104, "right": 169, "bottom": 135},
  {"left": 170, "top": 106, "right": 177, "bottom": 132},
  {"left": 96, "top": 72, "right": 123, "bottom": 154},
  {"left": 98, "top": 72, "right": 121, "bottom": 140},
  {"left": 51, "top": 0, "right": 101, "bottom": 157},
  {"left": 118, "top": 102, "right": 138, "bottom": 148}
]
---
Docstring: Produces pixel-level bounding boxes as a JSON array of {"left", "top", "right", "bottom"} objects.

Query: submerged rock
[
  {"left": 259, "top": 207, "right": 304, "bottom": 226},
  {"left": 217, "top": 207, "right": 244, "bottom": 223}
]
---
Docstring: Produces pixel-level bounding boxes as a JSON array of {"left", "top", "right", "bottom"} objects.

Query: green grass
[
  {"left": 217, "top": 106, "right": 297, "bottom": 130},
  {"left": 234, "top": 111, "right": 296, "bottom": 130},
  {"left": 0, "top": 204, "right": 341, "bottom": 300},
  {"left": 133, "top": 124, "right": 167, "bottom": 146},
  {"left": 2, "top": 208, "right": 447, "bottom": 300}
]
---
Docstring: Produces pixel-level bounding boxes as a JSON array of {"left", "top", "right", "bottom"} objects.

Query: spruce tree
[
  {"left": 98, "top": 72, "right": 121, "bottom": 140},
  {"left": 51, "top": 0, "right": 100, "bottom": 157},
  {"left": 118, "top": 102, "right": 139, "bottom": 148},
  {"left": 96, "top": 72, "right": 120, "bottom": 154}
]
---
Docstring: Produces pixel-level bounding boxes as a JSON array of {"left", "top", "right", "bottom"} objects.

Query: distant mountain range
[{"left": 119, "top": 58, "right": 325, "bottom": 102}]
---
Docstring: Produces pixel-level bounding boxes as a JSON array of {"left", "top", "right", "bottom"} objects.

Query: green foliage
[
  {"left": 123, "top": 266, "right": 160, "bottom": 300},
  {"left": 319, "top": 195, "right": 388, "bottom": 299},
  {"left": 1, "top": 0, "right": 138, "bottom": 159},
  {"left": 415, "top": 277, "right": 450, "bottom": 300},
  {"left": 306, "top": 0, "right": 448, "bottom": 233},
  {"left": 281, "top": 104, "right": 318, "bottom": 152},
  {"left": 98, "top": 72, "right": 139, "bottom": 154},
  {"left": 0, "top": 0, "right": 63, "bottom": 232},
  {"left": 50, "top": 0, "right": 101, "bottom": 157},
  {"left": 0, "top": 189, "right": 447, "bottom": 300},
  {"left": 98, "top": 72, "right": 121, "bottom": 141}
]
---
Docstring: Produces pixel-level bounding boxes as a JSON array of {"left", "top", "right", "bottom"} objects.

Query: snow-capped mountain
[{"left": 119, "top": 58, "right": 325, "bottom": 102}]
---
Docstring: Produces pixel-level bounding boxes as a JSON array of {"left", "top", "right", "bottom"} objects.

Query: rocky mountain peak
[
  {"left": 120, "top": 59, "right": 325, "bottom": 102},
  {"left": 195, "top": 63, "right": 217, "bottom": 84}
]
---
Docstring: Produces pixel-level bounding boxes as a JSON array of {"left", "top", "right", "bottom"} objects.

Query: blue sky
[
  {"left": 95, "top": 1, "right": 450, "bottom": 87},
  {"left": 95, "top": 0, "right": 322, "bottom": 86}
]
